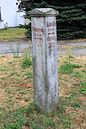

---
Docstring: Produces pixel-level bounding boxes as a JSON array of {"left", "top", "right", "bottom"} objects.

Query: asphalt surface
[{"left": 0, "top": 40, "right": 86, "bottom": 56}]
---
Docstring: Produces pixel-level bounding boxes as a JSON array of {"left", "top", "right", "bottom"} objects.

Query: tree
[{"left": 20, "top": 0, "right": 86, "bottom": 40}]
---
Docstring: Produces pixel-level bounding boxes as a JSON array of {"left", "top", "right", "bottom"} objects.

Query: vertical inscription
[
  {"left": 46, "top": 21, "right": 57, "bottom": 55},
  {"left": 32, "top": 26, "right": 44, "bottom": 46}
]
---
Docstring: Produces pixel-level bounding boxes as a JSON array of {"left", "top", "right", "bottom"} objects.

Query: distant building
[{"left": 0, "top": 0, "right": 25, "bottom": 29}]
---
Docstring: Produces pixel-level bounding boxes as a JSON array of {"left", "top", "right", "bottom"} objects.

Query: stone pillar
[{"left": 31, "top": 8, "right": 59, "bottom": 112}]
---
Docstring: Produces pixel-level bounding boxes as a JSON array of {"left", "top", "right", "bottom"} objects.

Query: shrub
[{"left": 21, "top": 49, "right": 32, "bottom": 68}]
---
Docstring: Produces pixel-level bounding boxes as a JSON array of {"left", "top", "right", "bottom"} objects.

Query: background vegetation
[
  {"left": 0, "top": 27, "right": 27, "bottom": 41},
  {"left": 21, "top": 0, "right": 86, "bottom": 40}
]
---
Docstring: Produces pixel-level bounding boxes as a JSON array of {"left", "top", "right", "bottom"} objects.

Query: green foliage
[
  {"left": 21, "top": 49, "right": 32, "bottom": 68},
  {"left": 0, "top": 66, "right": 8, "bottom": 71},
  {"left": 59, "top": 63, "right": 81, "bottom": 74},
  {"left": 79, "top": 81, "right": 86, "bottom": 94},
  {"left": 22, "top": 0, "right": 86, "bottom": 40},
  {"left": 68, "top": 93, "right": 80, "bottom": 108},
  {"left": 4, "top": 122, "right": 22, "bottom": 129},
  {"left": 27, "top": 102, "right": 72, "bottom": 129},
  {"left": 59, "top": 55, "right": 81, "bottom": 74},
  {"left": 30, "top": 122, "right": 44, "bottom": 129},
  {"left": 0, "top": 27, "right": 26, "bottom": 41},
  {"left": 72, "top": 71, "right": 82, "bottom": 78},
  {"left": 25, "top": 72, "right": 33, "bottom": 78},
  {"left": 2, "top": 108, "right": 26, "bottom": 129}
]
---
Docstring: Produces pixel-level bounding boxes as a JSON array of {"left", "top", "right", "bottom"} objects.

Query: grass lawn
[
  {"left": 0, "top": 28, "right": 27, "bottom": 41},
  {"left": 0, "top": 55, "right": 86, "bottom": 129}
]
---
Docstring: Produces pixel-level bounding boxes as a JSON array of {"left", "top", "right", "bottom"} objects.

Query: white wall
[
  {"left": 0, "top": 0, "right": 25, "bottom": 29},
  {"left": 0, "top": 21, "right": 4, "bottom": 29},
  {"left": 17, "top": 11, "right": 25, "bottom": 26}
]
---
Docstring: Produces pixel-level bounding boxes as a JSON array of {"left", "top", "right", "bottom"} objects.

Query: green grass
[
  {"left": 21, "top": 49, "right": 32, "bottom": 69},
  {"left": 21, "top": 57, "right": 32, "bottom": 69},
  {"left": 0, "top": 27, "right": 27, "bottom": 41},
  {"left": 0, "top": 55, "right": 86, "bottom": 129},
  {"left": 79, "top": 81, "right": 86, "bottom": 94},
  {"left": 0, "top": 66, "right": 8, "bottom": 71},
  {"left": 27, "top": 103, "right": 72, "bottom": 129},
  {"left": 59, "top": 63, "right": 81, "bottom": 74},
  {"left": 25, "top": 72, "right": 33, "bottom": 78},
  {"left": 0, "top": 108, "right": 27, "bottom": 129}
]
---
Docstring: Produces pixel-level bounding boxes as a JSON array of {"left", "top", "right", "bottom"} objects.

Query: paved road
[
  {"left": 58, "top": 41, "right": 86, "bottom": 56},
  {"left": 0, "top": 41, "right": 31, "bottom": 54},
  {"left": 0, "top": 40, "right": 86, "bottom": 56}
]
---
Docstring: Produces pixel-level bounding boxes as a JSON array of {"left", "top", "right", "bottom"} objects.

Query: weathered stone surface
[
  {"left": 31, "top": 8, "right": 58, "bottom": 112},
  {"left": 31, "top": 8, "right": 58, "bottom": 16}
]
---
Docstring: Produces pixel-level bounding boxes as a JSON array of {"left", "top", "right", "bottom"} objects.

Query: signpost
[{"left": 31, "top": 8, "right": 59, "bottom": 112}]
